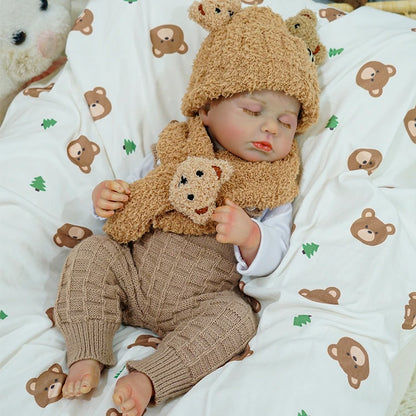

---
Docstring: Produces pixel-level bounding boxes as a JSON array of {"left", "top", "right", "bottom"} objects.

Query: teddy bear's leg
[{"left": 54, "top": 234, "right": 140, "bottom": 396}]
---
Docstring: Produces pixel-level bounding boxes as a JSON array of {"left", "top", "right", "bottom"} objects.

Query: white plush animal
[{"left": 0, "top": 0, "right": 73, "bottom": 125}]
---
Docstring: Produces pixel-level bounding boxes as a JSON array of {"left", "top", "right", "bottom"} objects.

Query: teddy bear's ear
[
  {"left": 211, "top": 159, "right": 233, "bottom": 184},
  {"left": 188, "top": 0, "right": 242, "bottom": 32}
]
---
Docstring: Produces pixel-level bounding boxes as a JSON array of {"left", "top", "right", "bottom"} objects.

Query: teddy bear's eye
[
  {"left": 12, "top": 31, "right": 26, "bottom": 45},
  {"left": 294, "top": 23, "right": 301, "bottom": 29},
  {"left": 215, "top": 7, "right": 221, "bottom": 13},
  {"left": 179, "top": 176, "right": 188, "bottom": 186},
  {"left": 40, "top": 0, "right": 48, "bottom": 11},
  {"left": 196, "top": 170, "right": 204, "bottom": 177}
]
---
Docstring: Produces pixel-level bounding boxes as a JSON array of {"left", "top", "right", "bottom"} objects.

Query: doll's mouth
[
  {"left": 195, "top": 207, "right": 208, "bottom": 215},
  {"left": 253, "top": 141, "right": 272, "bottom": 152}
]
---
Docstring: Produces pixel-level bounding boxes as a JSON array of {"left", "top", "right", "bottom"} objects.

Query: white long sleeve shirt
[{"left": 99, "top": 153, "right": 293, "bottom": 277}]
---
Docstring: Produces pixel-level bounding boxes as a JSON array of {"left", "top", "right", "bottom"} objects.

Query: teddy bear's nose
[{"left": 187, "top": 194, "right": 194, "bottom": 201}]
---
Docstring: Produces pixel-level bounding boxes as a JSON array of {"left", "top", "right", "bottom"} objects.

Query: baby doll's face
[{"left": 199, "top": 90, "right": 300, "bottom": 162}]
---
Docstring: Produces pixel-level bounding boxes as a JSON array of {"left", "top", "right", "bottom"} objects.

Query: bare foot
[
  {"left": 62, "top": 359, "right": 102, "bottom": 398},
  {"left": 112, "top": 371, "right": 153, "bottom": 416}
]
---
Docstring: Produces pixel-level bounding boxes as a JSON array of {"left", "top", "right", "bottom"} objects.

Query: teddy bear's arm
[{"left": 103, "top": 166, "right": 173, "bottom": 243}]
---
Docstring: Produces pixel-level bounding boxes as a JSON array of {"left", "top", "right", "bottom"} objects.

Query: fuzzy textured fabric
[
  {"left": 0, "top": 0, "right": 72, "bottom": 125},
  {"left": 182, "top": 5, "right": 320, "bottom": 134},
  {"left": 285, "top": 9, "right": 327, "bottom": 66},
  {"left": 104, "top": 116, "right": 300, "bottom": 243}
]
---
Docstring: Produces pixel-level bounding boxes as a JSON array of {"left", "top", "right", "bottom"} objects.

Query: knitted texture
[
  {"left": 54, "top": 235, "right": 134, "bottom": 367},
  {"left": 54, "top": 230, "right": 257, "bottom": 404},
  {"left": 181, "top": 5, "right": 320, "bottom": 134},
  {"left": 104, "top": 117, "right": 300, "bottom": 243}
]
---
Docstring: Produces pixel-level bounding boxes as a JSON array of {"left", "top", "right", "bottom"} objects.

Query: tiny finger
[
  {"left": 95, "top": 207, "right": 114, "bottom": 218},
  {"left": 225, "top": 198, "right": 238, "bottom": 207},
  {"left": 116, "top": 180, "right": 131, "bottom": 195}
]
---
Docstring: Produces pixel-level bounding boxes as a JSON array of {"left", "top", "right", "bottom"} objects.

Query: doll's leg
[
  {"left": 121, "top": 291, "right": 257, "bottom": 407},
  {"left": 54, "top": 234, "right": 136, "bottom": 398}
]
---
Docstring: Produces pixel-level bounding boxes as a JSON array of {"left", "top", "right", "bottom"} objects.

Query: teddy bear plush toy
[
  {"left": 285, "top": 9, "right": 327, "bottom": 66},
  {"left": 0, "top": 0, "right": 74, "bottom": 126}
]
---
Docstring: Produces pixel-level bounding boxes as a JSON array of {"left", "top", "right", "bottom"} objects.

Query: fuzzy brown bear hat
[{"left": 181, "top": 1, "right": 320, "bottom": 133}]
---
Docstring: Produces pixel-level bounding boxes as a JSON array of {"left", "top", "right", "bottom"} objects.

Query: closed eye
[
  {"left": 279, "top": 113, "right": 298, "bottom": 130},
  {"left": 279, "top": 120, "right": 292, "bottom": 129},
  {"left": 243, "top": 108, "right": 261, "bottom": 116}
]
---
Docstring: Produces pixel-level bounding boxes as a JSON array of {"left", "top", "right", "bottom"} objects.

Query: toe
[
  {"left": 123, "top": 407, "right": 140, "bottom": 416},
  {"left": 73, "top": 380, "right": 82, "bottom": 396},
  {"left": 62, "top": 381, "right": 74, "bottom": 398},
  {"left": 112, "top": 390, "right": 125, "bottom": 406},
  {"left": 79, "top": 375, "right": 93, "bottom": 394},
  {"left": 120, "top": 398, "right": 136, "bottom": 413}
]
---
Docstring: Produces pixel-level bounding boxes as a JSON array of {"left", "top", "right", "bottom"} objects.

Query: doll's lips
[
  {"left": 195, "top": 207, "right": 208, "bottom": 215},
  {"left": 253, "top": 141, "right": 272, "bottom": 152}
]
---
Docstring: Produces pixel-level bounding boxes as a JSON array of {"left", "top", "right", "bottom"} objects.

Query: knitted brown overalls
[{"left": 54, "top": 229, "right": 257, "bottom": 404}]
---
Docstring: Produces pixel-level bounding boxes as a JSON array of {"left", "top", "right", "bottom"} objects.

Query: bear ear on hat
[{"left": 188, "top": 0, "right": 242, "bottom": 31}]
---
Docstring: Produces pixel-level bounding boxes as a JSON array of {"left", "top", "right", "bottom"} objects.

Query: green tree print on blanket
[
  {"left": 41, "top": 118, "right": 57, "bottom": 129},
  {"left": 326, "top": 115, "right": 339, "bottom": 130},
  {"left": 30, "top": 176, "right": 46, "bottom": 192},
  {"left": 123, "top": 139, "right": 137, "bottom": 155},
  {"left": 329, "top": 47, "right": 344, "bottom": 57},
  {"left": 293, "top": 315, "right": 312, "bottom": 327},
  {"left": 302, "top": 243, "right": 319, "bottom": 258}
]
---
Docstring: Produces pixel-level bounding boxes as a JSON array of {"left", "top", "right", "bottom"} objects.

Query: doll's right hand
[{"left": 92, "top": 180, "right": 131, "bottom": 218}]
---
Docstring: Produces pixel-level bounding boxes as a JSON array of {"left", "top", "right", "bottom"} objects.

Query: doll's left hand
[{"left": 212, "top": 199, "right": 261, "bottom": 264}]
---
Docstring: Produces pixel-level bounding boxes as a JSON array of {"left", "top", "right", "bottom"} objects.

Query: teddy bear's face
[
  {"left": 0, "top": 0, "right": 71, "bottom": 85},
  {"left": 169, "top": 156, "right": 233, "bottom": 225}
]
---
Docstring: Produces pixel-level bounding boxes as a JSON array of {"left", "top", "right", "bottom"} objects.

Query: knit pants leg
[
  {"left": 54, "top": 234, "right": 137, "bottom": 367},
  {"left": 127, "top": 290, "right": 257, "bottom": 405}
]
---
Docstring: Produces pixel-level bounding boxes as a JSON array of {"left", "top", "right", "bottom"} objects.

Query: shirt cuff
[{"left": 234, "top": 218, "right": 288, "bottom": 277}]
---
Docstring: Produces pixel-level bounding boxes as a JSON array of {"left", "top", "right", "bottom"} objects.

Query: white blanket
[{"left": 1, "top": 1, "right": 415, "bottom": 415}]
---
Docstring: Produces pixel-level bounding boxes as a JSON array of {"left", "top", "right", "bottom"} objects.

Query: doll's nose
[{"left": 261, "top": 118, "right": 279, "bottom": 135}]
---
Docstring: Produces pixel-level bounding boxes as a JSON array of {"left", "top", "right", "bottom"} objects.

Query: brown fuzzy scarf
[{"left": 104, "top": 116, "right": 300, "bottom": 243}]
